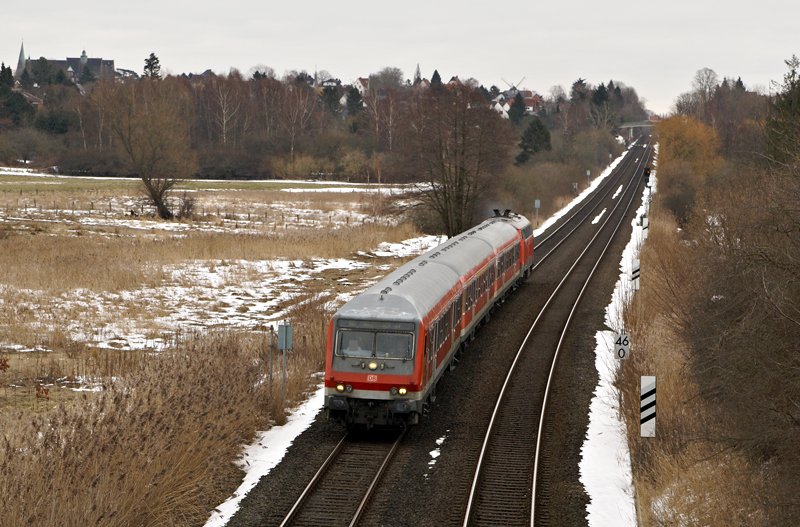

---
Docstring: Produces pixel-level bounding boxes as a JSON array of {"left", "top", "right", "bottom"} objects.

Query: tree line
[
  {"left": 622, "top": 59, "right": 800, "bottom": 525},
  {"left": 0, "top": 56, "right": 648, "bottom": 229}
]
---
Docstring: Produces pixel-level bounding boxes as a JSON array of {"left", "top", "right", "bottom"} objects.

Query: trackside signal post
[{"left": 278, "top": 322, "right": 293, "bottom": 406}]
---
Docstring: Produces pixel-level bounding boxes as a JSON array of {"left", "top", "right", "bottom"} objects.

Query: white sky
[{"left": 3, "top": 0, "right": 797, "bottom": 114}]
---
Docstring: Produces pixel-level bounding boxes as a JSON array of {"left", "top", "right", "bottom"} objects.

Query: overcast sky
[{"left": 4, "top": 0, "right": 797, "bottom": 114}]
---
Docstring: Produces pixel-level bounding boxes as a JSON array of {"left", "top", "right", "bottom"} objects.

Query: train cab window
[
  {"left": 337, "top": 329, "right": 414, "bottom": 360},
  {"left": 376, "top": 332, "right": 414, "bottom": 360},
  {"left": 337, "top": 331, "right": 374, "bottom": 358}
]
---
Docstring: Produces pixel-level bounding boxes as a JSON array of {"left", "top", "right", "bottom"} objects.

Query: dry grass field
[{"left": 0, "top": 169, "right": 437, "bottom": 525}]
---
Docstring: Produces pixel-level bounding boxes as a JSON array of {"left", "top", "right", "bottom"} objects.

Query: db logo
[{"left": 367, "top": 375, "right": 378, "bottom": 383}]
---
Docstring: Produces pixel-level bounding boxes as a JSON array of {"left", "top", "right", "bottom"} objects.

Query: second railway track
[{"left": 223, "top": 137, "right": 655, "bottom": 527}]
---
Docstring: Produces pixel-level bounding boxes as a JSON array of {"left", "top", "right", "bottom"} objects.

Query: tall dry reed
[{"left": 0, "top": 332, "right": 274, "bottom": 527}]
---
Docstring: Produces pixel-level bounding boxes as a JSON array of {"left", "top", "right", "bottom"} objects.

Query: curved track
[
  {"left": 462, "top": 142, "right": 653, "bottom": 526},
  {"left": 224, "top": 138, "right": 653, "bottom": 527}
]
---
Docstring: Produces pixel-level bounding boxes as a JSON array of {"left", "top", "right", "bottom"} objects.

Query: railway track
[
  {"left": 224, "top": 138, "right": 653, "bottom": 527},
  {"left": 462, "top": 142, "right": 653, "bottom": 527},
  {"left": 278, "top": 430, "right": 405, "bottom": 527}
]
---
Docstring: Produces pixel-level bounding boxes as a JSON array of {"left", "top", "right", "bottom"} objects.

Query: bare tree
[
  {"left": 279, "top": 80, "right": 318, "bottom": 164},
  {"left": 692, "top": 67, "right": 720, "bottom": 122},
  {"left": 109, "top": 79, "right": 197, "bottom": 219},
  {"left": 209, "top": 73, "right": 246, "bottom": 147},
  {"left": 409, "top": 86, "right": 513, "bottom": 236},
  {"left": 254, "top": 76, "right": 282, "bottom": 139},
  {"left": 692, "top": 67, "right": 720, "bottom": 102}
]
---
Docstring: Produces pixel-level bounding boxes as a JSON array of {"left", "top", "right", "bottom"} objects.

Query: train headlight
[
  {"left": 336, "top": 384, "right": 345, "bottom": 393},
  {"left": 390, "top": 387, "right": 398, "bottom": 395},
  {"left": 398, "top": 387, "right": 407, "bottom": 396},
  {"left": 368, "top": 361, "right": 378, "bottom": 370},
  {"left": 345, "top": 384, "right": 353, "bottom": 393}
]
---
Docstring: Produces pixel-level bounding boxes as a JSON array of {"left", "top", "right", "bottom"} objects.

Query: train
[{"left": 324, "top": 209, "right": 535, "bottom": 427}]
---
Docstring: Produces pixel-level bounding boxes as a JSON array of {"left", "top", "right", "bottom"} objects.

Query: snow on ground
[
  {"left": 202, "top": 147, "right": 639, "bottom": 526},
  {"left": 0, "top": 166, "right": 416, "bottom": 195},
  {"left": 533, "top": 144, "right": 632, "bottom": 237},
  {"left": 365, "top": 235, "right": 447, "bottom": 258},
  {"left": 423, "top": 432, "right": 448, "bottom": 480},
  {"left": 5, "top": 148, "right": 647, "bottom": 523},
  {"left": 201, "top": 235, "right": 443, "bottom": 527},
  {"left": 1, "top": 201, "right": 386, "bottom": 236},
  {"left": 591, "top": 208, "right": 607, "bottom": 225},
  {"left": 0, "top": 248, "right": 442, "bottom": 355},
  {"left": 579, "top": 144, "right": 658, "bottom": 526},
  {"left": 612, "top": 185, "right": 623, "bottom": 200},
  {"left": 204, "top": 384, "right": 325, "bottom": 527}
]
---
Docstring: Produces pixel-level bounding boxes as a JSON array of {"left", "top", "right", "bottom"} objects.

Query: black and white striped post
[
  {"left": 630, "top": 259, "right": 640, "bottom": 290},
  {"left": 640, "top": 376, "right": 656, "bottom": 437}
]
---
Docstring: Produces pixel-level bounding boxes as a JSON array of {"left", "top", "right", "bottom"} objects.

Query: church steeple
[{"left": 15, "top": 40, "right": 26, "bottom": 78}]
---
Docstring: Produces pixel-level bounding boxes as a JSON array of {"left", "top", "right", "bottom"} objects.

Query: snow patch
[
  {"left": 534, "top": 148, "right": 629, "bottom": 237},
  {"left": 203, "top": 385, "right": 324, "bottom": 527},
  {"left": 580, "top": 144, "right": 658, "bottom": 526}
]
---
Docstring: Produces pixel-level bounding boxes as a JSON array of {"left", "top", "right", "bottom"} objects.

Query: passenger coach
[{"left": 325, "top": 210, "right": 534, "bottom": 427}]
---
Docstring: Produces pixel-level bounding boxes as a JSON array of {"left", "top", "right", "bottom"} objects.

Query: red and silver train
[{"left": 324, "top": 210, "right": 534, "bottom": 427}]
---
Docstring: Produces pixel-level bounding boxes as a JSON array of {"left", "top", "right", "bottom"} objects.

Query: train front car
[
  {"left": 324, "top": 256, "right": 460, "bottom": 428},
  {"left": 324, "top": 210, "right": 534, "bottom": 428}
]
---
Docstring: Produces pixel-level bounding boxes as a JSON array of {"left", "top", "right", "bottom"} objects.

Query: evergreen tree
[
  {"left": 54, "top": 69, "right": 69, "bottom": 85},
  {"left": 516, "top": 116, "right": 551, "bottom": 164},
  {"left": 570, "top": 78, "right": 588, "bottom": 101},
  {"left": 0, "top": 91, "right": 35, "bottom": 125},
  {"left": 431, "top": 69, "right": 442, "bottom": 89},
  {"left": 614, "top": 85, "right": 623, "bottom": 101},
  {"left": 0, "top": 63, "right": 13, "bottom": 89},
  {"left": 592, "top": 83, "right": 609, "bottom": 106},
  {"left": 79, "top": 66, "right": 96, "bottom": 84},
  {"left": 19, "top": 69, "right": 32, "bottom": 89},
  {"left": 508, "top": 92, "right": 526, "bottom": 124},
  {"left": 295, "top": 71, "right": 314, "bottom": 85},
  {"left": 345, "top": 86, "right": 363, "bottom": 117},
  {"left": 734, "top": 76, "right": 746, "bottom": 91},
  {"left": 32, "top": 57, "right": 52, "bottom": 85},
  {"left": 143, "top": 52, "right": 161, "bottom": 78},
  {"left": 413, "top": 63, "right": 422, "bottom": 85},
  {"left": 321, "top": 85, "right": 342, "bottom": 115},
  {"left": 766, "top": 55, "right": 800, "bottom": 163}
]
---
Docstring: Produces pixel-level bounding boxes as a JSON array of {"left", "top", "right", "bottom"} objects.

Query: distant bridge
[
  {"left": 616, "top": 121, "right": 655, "bottom": 140},
  {"left": 617, "top": 121, "right": 655, "bottom": 129}
]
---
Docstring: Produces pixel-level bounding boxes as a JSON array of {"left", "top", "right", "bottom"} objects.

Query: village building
[{"left": 14, "top": 42, "right": 115, "bottom": 82}]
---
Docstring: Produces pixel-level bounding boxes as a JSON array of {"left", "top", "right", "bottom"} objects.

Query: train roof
[{"left": 334, "top": 214, "right": 530, "bottom": 324}]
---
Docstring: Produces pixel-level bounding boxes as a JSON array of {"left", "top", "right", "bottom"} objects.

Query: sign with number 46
[{"left": 615, "top": 333, "right": 631, "bottom": 359}]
